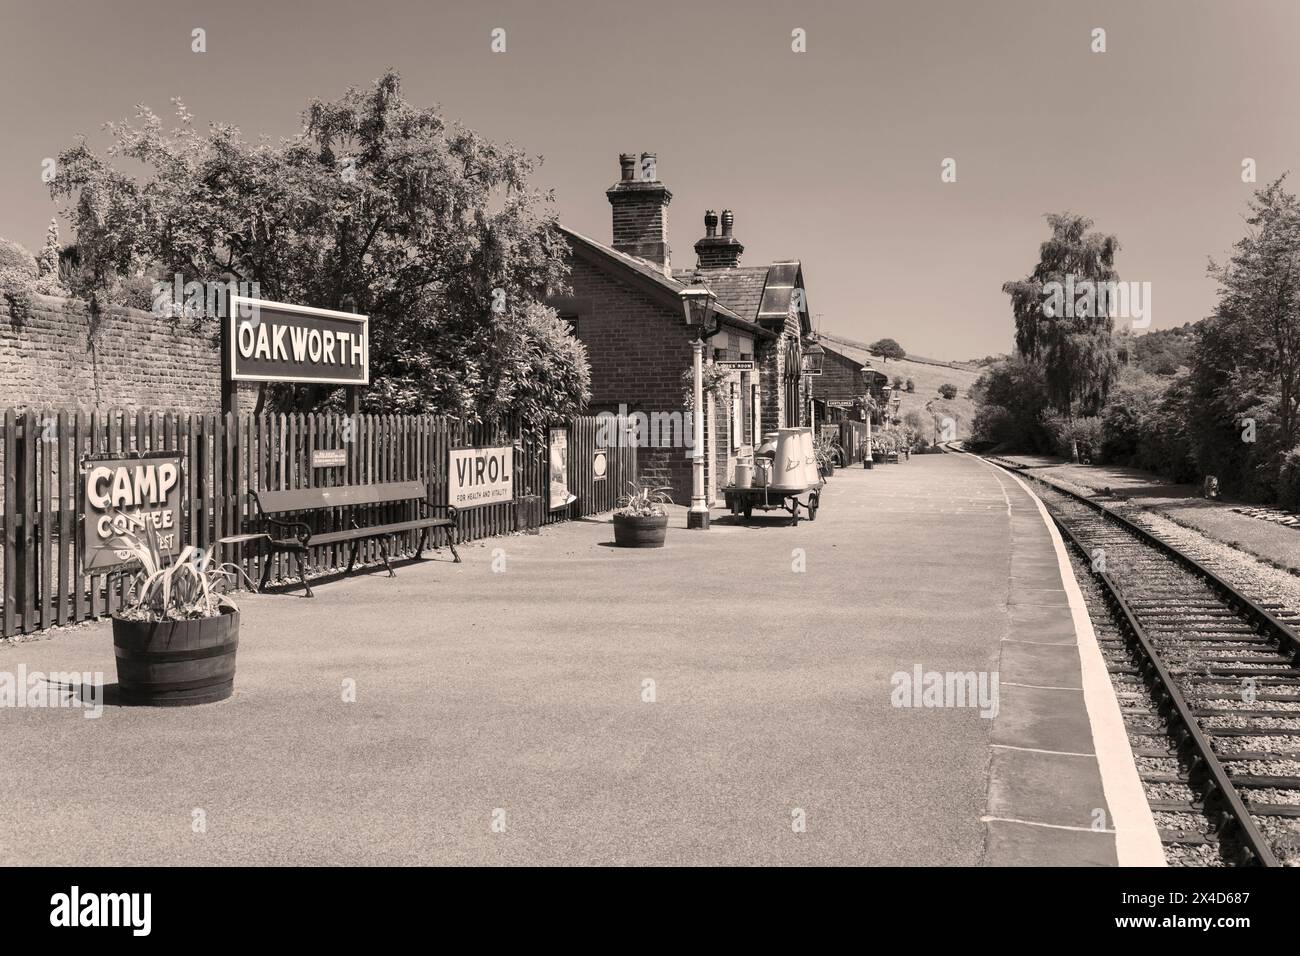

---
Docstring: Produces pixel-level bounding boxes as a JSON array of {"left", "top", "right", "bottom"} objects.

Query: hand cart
[{"left": 721, "top": 483, "right": 822, "bottom": 525}]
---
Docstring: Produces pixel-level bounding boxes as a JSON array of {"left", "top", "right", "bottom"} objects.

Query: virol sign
[
  {"left": 448, "top": 445, "right": 514, "bottom": 508},
  {"left": 82, "top": 453, "right": 184, "bottom": 571},
  {"left": 227, "top": 296, "right": 369, "bottom": 385}
]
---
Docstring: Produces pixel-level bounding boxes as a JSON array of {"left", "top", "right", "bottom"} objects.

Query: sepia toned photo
[{"left": 0, "top": 0, "right": 1295, "bottom": 934}]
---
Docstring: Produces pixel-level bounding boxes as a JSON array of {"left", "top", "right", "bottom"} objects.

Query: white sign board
[{"left": 448, "top": 445, "right": 514, "bottom": 509}]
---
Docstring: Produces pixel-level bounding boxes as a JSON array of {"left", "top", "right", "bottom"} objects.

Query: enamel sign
[{"left": 227, "top": 297, "right": 369, "bottom": 385}]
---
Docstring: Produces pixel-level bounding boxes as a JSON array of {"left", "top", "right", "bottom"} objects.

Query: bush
[
  {"left": 969, "top": 357, "right": 1052, "bottom": 452},
  {"left": 971, "top": 404, "right": 1016, "bottom": 448},
  {"left": 1278, "top": 447, "right": 1300, "bottom": 510},
  {"left": 0, "top": 237, "right": 37, "bottom": 279},
  {"left": 938, "top": 383, "right": 958, "bottom": 400},
  {"left": 1041, "top": 411, "right": 1103, "bottom": 460},
  {"left": 905, "top": 378, "right": 915, "bottom": 393}
]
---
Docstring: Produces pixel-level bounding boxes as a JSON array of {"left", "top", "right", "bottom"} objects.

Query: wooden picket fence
[{"left": 0, "top": 408, "right": 635, "bottom": 638}]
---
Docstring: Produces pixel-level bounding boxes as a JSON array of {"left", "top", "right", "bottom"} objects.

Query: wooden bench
[{"left": 251, "top": 481, "right": 459, "bottom": 597}]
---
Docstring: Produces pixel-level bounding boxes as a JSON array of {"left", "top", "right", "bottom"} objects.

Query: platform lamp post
[
  {"left": 801, "top": 338, "right": 824, "bottom": 428},
  {"left": 859, "top": 360, "right": 874, "bottom": 455},
  {"left": 681, "top": 277, "right": 720, "bottom": 530}
]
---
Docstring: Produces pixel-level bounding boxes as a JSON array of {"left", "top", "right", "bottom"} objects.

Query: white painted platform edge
[{"left": 994, "top": 462, "right": 1167, "bottom": 867}]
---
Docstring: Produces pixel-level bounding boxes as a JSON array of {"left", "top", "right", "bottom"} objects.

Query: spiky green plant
[
  {"left": 813, "top": 435, "right": 842, "bottom": 467},
  {"left": 107, "top": 513, "right": 256, "bottom": 621},
  {"left": 615, "top": 481, "right": 672, "bottom": 518}
]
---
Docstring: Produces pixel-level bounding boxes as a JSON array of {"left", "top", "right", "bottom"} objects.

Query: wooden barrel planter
[
  {"left": 112, "top": 607, "right": 239, "bottom": 706},
  {"left": 613, "top": 514, "right": 668, "bottom": 548}
]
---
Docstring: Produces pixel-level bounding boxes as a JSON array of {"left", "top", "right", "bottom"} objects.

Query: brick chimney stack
[
  {"left": 694, "top": 207, "right": 744, "bottom": 269},
  {"left": 607, "top": 151, "right": 672, "bottom": 276}
]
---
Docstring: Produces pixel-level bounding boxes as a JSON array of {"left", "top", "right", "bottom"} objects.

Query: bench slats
[
  {"left": 271, "top": 518, "right": 454, "bottom": 548},
  {"left": 256, "top": 480, "right": 428, "bottom": 512}
]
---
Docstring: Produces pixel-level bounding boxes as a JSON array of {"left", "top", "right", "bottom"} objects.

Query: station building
[
  {"left": 551, "top": 152, "right": 816, "bottom": 505},
  {"left": 810, "top": 338, "right": 890, "bottom": 427}
]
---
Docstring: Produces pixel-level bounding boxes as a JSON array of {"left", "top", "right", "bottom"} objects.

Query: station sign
[
  {"left": 82, "top": 453, "right": 183, "bottom": 571},
  {"left": 227, "top": 296, "right": 369, "bottom": 385},
  {"left": 449, "top": 445, "right": 514, "bottom": 508}
]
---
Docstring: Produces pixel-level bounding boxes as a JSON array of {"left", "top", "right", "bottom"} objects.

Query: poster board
[{"left": 548, "top": 427, "right": 575, "bottom": 510}]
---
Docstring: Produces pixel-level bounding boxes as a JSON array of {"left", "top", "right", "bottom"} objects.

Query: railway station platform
[{"left": 0, "top": 451, "right": 1162, "bottom": 865}]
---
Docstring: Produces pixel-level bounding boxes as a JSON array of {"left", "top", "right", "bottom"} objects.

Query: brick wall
[
  {"left": 0, "top": 292, "right": 237, "bottom": 412},
  {"left": 563, "top": 256, "right": 699, "bottom": 501}
]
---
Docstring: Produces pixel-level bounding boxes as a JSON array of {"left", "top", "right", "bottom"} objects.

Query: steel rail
[{"left": 1047, "top": 508, "right": 1280, "bottom": 867}]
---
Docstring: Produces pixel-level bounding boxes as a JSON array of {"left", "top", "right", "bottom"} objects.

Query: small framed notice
[{"left": 311, "top": 448, "right": 347, "bottom": 469}]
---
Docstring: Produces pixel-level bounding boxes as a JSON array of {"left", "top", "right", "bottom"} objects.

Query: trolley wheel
[
  {"left": 743, "top": 504, "right": 753, "bottom": 520},
  {"left": 809, "top": 492, "right": 820, "bottom": 521}
]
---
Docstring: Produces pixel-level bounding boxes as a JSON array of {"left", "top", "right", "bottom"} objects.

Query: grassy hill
[
  {"left": 816, "top": 332, "right": 977, "bottom": 442},
  {"left": 879, "top": 356, "right": 981, "bottom": 441},
  {"left": 815, "top": 332, "right": 983, "bottom": 439}
]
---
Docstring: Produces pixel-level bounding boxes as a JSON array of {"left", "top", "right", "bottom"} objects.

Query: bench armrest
[
  {"left": 419, "top": 501, "right": 459, "bottom": 538},
  {"left": 264, "top": 515, "right": 312, "bottom": 546}
]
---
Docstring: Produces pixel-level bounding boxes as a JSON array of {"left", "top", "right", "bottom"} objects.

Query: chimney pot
[
  {"left": 607, "top": 152, "right": 672, "bottom": 275},
  {"left": 694, "top": 208, "right": 743, "bottom": 269}
]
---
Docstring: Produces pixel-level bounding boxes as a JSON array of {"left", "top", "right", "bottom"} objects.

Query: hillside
[
  {"left": 883, "top": 356, "right": 981, "bottom": 441},
  {"left": 1132, "top": 321, "right": 1201, "bottom": 375},
  {"left": 816, "top": 332, "right": 982, "bottom": 439}
]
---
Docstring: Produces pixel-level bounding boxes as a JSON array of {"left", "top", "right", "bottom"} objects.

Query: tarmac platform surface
[{"left": 0, "top": 452, "right": 1159, "bottom": 865}]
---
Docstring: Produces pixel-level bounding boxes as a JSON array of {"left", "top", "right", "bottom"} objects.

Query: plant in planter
[
  {"left": 109, "top": 518, "right": 256, "bottom": 706},
  {"left": 814, "top": 436, "right": 842, "bottom": 477},
  {"left": 613, "top": 482, "right": 672, "bottom": 548}
]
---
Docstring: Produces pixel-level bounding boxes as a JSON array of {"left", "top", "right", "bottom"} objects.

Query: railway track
[{"left": 978, "top": 454, "right": 1300, "bottom": 866}]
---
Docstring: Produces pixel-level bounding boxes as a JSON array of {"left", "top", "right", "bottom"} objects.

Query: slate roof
[
  {"left": 671, "top": 260, "right": 810, "bottom": 337},
  {"left": 672, "top": 266, "right": 770, "bottom": 323}
]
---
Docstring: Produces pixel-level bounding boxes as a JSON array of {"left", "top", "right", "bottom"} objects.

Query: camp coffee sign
[
  {"left": 227, "top": 297, "right": 369, "bottom": 385},
  {"left": 82, "top": 453, "right": 183, "bottom": 572},
  {"left": 449, "top": 445, "right": 514, "bottom": 509}
]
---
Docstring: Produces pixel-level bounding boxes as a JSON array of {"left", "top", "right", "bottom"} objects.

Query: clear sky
[{"left": 2, "top": 0, "right": 1297, "bottom": 360}]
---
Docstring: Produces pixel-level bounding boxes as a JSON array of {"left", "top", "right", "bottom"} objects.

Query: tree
[
  {"left": 1199, "top": 176, "right": 1300, "bottom": 478},
  {"left": 1003, "top": 213, "right": 1119, "bottom": 416},
  {"left": 868, "top": 337, "right": 905, "bottom": 362},
  {"left": 938, "top": 383, "right": 957, "bottom": 400},
  {"left": 38, "top": 220, "right": 60, "bottom": 278},
  {"left": 47, "top": 72, "right": 588, "bottom": 432},
  {"left": 969, "top": 356, "right": 1052, "bottom": 451}
]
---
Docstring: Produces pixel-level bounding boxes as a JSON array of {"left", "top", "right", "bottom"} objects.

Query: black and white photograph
[{"left": 0, "top": 0, "right": 1296, "bottom": 931}]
